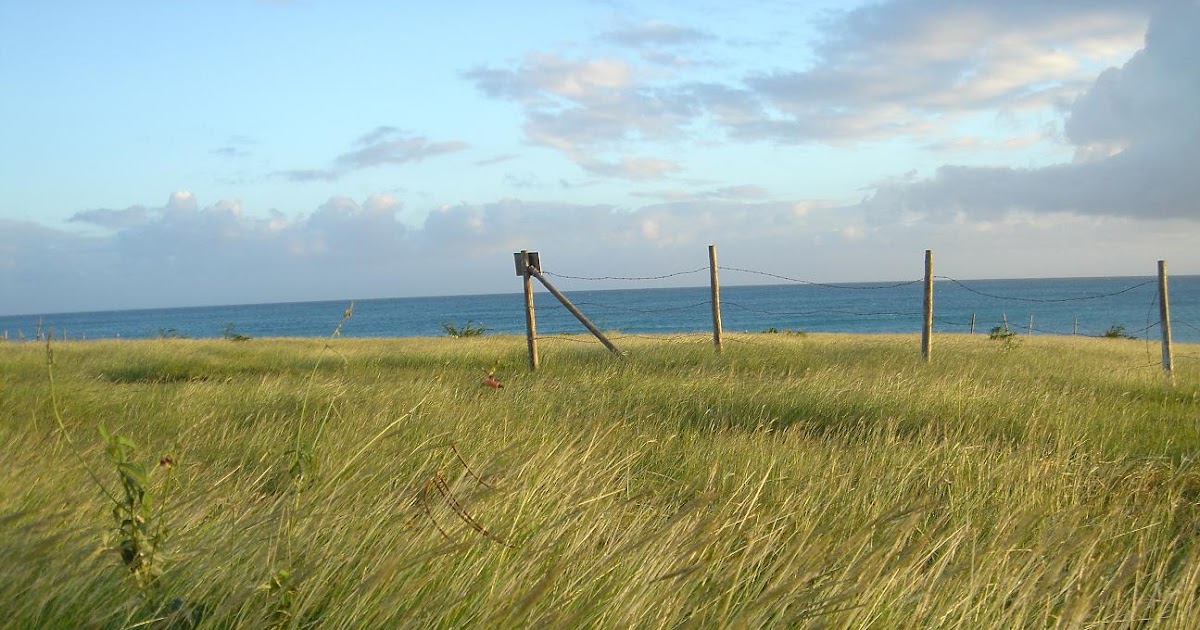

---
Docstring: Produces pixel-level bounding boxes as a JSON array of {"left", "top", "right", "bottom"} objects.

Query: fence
[{"left": 514, "top": 246, "right": 1199, "bottom": 381}]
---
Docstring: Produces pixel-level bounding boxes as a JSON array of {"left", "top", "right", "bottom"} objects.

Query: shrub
[
  {"left": 988, "top": 325, "right": 1016, "bottom": 341},
  {"left": 441, "top": 320, "right": 488, "bottom": 338},
  {"left": 761, "top": 327, "right": 806, "bottom": 336},
  {"left": 222, "top": 322, "right": 252, "bottom": 342},
  {"left": 1101, "top": 324, "right": 1133, "bottom": 339}
]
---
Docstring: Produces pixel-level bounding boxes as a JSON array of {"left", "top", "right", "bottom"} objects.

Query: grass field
[{"left": 2, "top": 332, "right": 1199, "bottom": 628}]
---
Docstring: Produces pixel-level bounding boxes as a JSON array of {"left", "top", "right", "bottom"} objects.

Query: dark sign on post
[{"left": 513, "top": 251, "right": 541, "bottom": 276}]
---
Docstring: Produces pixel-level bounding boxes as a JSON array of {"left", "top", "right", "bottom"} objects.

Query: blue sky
[{"left": 2, "top": 0, "right": 1198, "bottom": 315}]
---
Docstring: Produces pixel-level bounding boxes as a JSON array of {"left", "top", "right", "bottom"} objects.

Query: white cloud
[
  {"left": 731, "top": 0, "right": 1152, "bottom": 143},
  {"left": 464, "top": 52, "right": 698, "bottom": 179},
  {"left": 5, "top": 186, "right": 1198, "bottom": 316},
  {"left": 859, "top": 2, "right": 1200, "bottom": 222}
]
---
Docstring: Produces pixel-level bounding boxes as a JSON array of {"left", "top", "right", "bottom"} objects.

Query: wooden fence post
[
  {"left": 520, "top": 250, "right": 539, "bottom": 371},
  {"left": 969, "top": 313, "right": 976, "bottom": 335},
  {"left": 709, "top": 244, "right": 723, "bottom": 353},
  {"left": 1159, "top": 260, "right": 1173, "bottom": 381},
  {"left": 921, "top": 249, "right": 933, "bottom": 363},
  {"left": 1027, "top": 315, "right": 1034, "bottom": 336}
]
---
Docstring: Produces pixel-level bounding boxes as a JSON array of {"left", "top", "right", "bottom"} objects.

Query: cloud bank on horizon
[{"left": 0, "top": 0, "right": 1197, "bottom": 315}]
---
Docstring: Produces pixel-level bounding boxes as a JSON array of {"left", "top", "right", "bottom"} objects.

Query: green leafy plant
[
  {"left": 46, "top": 338, "right": 177, "bottom": 591},
  {"left": 100, "top": 424, "right": 176, "bottom": 589},
  {"left": 441, "top": 320, "right": 489, "bottom": 338},
  {"left": 256, "top": 567, "right": 297, "bottom": 629}
]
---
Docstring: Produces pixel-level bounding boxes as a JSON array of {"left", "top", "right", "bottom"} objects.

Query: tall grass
[{"left": 1, "top": 333, "right": 1198, "bottom": 628}]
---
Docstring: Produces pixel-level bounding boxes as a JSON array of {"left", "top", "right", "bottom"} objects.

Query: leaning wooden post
[
  {"left": 709, "top": 244, "right": 723, "bottom": 353},
  {"left": 921, "top": 249, "right": 933, "bottom": 363},
  {"left": 969, "top": 313, "right": 976, "bottom": 335},
  {"left": 526, "top": 266, "right": 622, "bottom": 356},
  {"left": 1158, "top": 260, "right": 1173, "bottom": 381},
  {"left": 518, "top": 250, "right": 539, "bottom": 371}
]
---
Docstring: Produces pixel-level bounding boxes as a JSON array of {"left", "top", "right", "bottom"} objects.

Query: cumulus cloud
[
  {"left": 277, "top": 127, "right": 467, "bottom": 182},
  {"left": 466, "top": 1, "right": 1155, "bottom": 182},
  {"left": 860, "top": 2, "right": 1200, "bottom": 222},
  {"left": 3, "top": 191, "right": 839, "bottom": 314},
  {"left": 724, "top": 0, "right": 1153, "bottom": 143},
  {"left": 6, "top": 185, "right": 1199, "bottom": 315}
]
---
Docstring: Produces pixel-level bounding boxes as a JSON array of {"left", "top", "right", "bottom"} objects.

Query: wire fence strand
[
  {"left": 934, "top": 277, "right": 1156, "bottom": 303},
  {"left": 723, "top": 300, "right": 922, "bottom": 319},
  {"left": 573, "top": 300, "right": 712, "bottom": 314},
  {"left": 719, "top": 266, "right": 923, "bottom": 290},
  {"left": 522, "top": 264, "right": 1192, "bottom": 372},
  {"left": 542, "top": 267, "right": 707, "bottom": 281}
]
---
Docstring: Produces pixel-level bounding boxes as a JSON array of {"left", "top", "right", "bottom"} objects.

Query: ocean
[{"left": 2, "top": 276, "right": 1199, "bottom": 344}]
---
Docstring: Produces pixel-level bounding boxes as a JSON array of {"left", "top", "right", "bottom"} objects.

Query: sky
[{"left": 1, "top": 0, "right": 1198, "bottom": 315}]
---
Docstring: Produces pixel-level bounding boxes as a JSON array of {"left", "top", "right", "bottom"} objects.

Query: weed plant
[{"left": 1, "top": 333, "right": 1198, "bottom": 627}]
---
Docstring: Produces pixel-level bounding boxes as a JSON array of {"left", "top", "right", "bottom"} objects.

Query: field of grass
[{"left": 2, "top": 331, "right": 1199, "bottom": 628}]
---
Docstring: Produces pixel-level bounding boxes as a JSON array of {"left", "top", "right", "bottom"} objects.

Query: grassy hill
[{"left": 1, "top": 332, "right": 1198, "bottom": 628}]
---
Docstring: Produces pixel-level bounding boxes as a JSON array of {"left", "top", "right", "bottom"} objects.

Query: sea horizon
[
  {"left": 3, "top": 272, "right": 1190, "bottom": 320},
  {"left": 3, "top": 275, "right": 1198, "bottom": 345}
]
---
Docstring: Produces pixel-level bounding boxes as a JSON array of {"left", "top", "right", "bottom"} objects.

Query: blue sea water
[{"left": 2, "top": 276, "right": 1198, "bottom": 344}]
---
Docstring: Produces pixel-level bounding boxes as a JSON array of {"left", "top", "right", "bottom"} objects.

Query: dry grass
[{"left": 1, "top": 332, "right": 1198, "bottom": 628}]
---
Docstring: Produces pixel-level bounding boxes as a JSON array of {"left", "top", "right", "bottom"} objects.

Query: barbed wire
[
  {"left": 536, "top": 333, "right": 602, "bottom": 344},
  {"left": 723, "top": 300, "right": 922, "bottom": 319},
  {"left": 1176, "top": 320, "right": 1200, "bottom": 335},
  {"left": 610, "top": 332, "right": 710, "bottom": 344},
  {"left": 1108, "top": 361, "right": 1169, "bottom": 374},
  {"left": 573, "top": 300, "right": 711, "bottom": 314},
  {"left": 720, "top": 331, "right": 768, "bottom": 345},
  {"left": 541, "top": 267, "right": 707, "bottom": 281},
  {"left": 718, "top": 266, "right": 923, "bottom": 290},
  {"left": 1143, "top": 291, "right": 1161, "bottom": 365},
  {"left": 934, "top": 276, "right": 1156, "bottom": 303},
  {"left": 929, "top": 315, "right": 1171, "bottom": 342}
]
